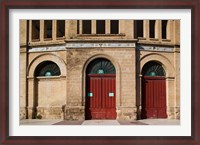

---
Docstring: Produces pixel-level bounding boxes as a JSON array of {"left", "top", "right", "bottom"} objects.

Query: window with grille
[
  {"left": 142, "top": 61, "right": 165, "bottom": 76},
  {"left": 86, "top": 58, "right": 116, "bottom": 74},
  {"left": 35, "top": 61, "right": 61, "bottom": 77}
]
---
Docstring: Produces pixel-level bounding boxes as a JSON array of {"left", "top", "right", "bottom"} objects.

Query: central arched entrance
[
  {"left": 141, "top": 61, "right": 167, "bottom": 119},
  {"left": 85, "top": 58, "right": 116, "bottom": 120}
]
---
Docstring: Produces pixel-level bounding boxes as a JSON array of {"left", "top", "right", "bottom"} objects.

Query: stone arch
[
  {"left": 82, "top": 54, "right": 120, "bottom": 75},
  {"left": 140, "top": 53, "right": 175, "bottom": 77},
  {"left": 82, "top": 53, "right": 121, "bottom": 108},
  {"left": 28, "top": 53, "right": 66, "bottom": 77}
]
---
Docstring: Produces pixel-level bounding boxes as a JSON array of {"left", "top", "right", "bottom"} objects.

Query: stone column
[
  {"left": 27, "top": 77, "right": 35, "bottom": 119},
  {"left": 166, "top": 77, "right": 175, "bottom": 119},
  {"left": 29, "top": 20, "right": 32, "bottom": 42},
  {"left": 174, "top": 47, "right": 180, "bottom": 119},
  {"left": 105, "top": 20, "right": 110, "bottom": 34},
  {"left": 144, "top": 20, "right": 149, "bottom": 40},
  {"left": 65, "top": 20, "right": 70, "bottom": 39},
  {"left": 156, "top": 20, "right": 161, "bottom": 40},
  {"left": 52, "top": 20, "right": 56, "bottom": 40},
  {"left": 40, "top": 20, "right": 44, "bottom": 42},
  {"left": 91, "top": 20, "right": 96, "bottom": 34},
  {"left": 119, "top": 20, "right": 125, "bottom": 34}
]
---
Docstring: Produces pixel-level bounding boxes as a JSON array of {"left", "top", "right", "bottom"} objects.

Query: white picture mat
[{"left": 9, "top": 9, "right": 191, "bottom": 136}]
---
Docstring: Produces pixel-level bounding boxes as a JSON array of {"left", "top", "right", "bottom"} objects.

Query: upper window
[
  {"left": 96, "top": 20, "right": 105, "bottom": 34},
  {"left": 57, "top": 20, "right": 65, "bottom": 38},
  {"left": 142, "top": 61, "right": 165, "bottom": 76},
  {"left": 32, "top": 20, "right": 40, "bottom": 41},
  {"left": 44, "top": 20, "right": 52, "bottom": 39},
  {"left": 82, "top": 20, "right": 91, "bottom": 34},
  {"left": 110, "top": 20, "right": 119, "bottom": 34},
  {"left": 162, "top": 20, "right": 168, "bottom": 39},
  {"left": 35, "top": 61, "right": 61, "bottom": 77},
  {"left": 134, "top": 20, "right": 143, "bottom": 38},
  {"left": 149, "top": 20, "right": 156, "bottom": 38}
]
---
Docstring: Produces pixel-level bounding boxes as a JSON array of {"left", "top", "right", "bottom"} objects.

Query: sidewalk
[
  {"left": 138, "top": 119, "right": 180, "bottom": 125},
  {"left": 20, "top": 119, "right": 180, "bottom": 125}
]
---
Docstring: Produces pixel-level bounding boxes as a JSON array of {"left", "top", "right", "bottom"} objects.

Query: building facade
[{"left": 20, "top": 20, "right": 180, "bottom": 120}]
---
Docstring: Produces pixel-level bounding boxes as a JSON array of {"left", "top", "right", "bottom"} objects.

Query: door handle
[
  {"left": 109, "top": 92, "right": 114, "bottom": 97},
  {"left": 87, "top": 93, "right": 93, "bottom": 97}
]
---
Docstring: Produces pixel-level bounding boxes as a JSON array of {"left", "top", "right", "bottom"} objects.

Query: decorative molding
[
  {"left": 137, "top": 45, "right": 174, "bottom": 52},
  {"left": 29, "top": 46, "right": 66, "bottom": 52},
  {"left": 66, "top": 42, "right": 136, "bottom": 48}
]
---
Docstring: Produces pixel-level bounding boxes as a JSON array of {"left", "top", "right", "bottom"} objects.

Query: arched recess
[
  {"left": 140, "top": 53, "right": 175, "bottom": 77},
  {"left": 28, "top": 53, "right": 66, "bottom": 77},
  {"left": 27, "top": 53, "right": 66, "bottom": 119},
  {"left": 139, "top": 53, "right": 176, "bottom": 119},
  {"left": 82, "top": 54, "right": 121, "bottom": 118}
]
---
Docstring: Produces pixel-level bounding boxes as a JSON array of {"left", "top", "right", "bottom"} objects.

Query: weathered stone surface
[
  {"left": 65, "top": 107, "right": 85, "bottom": 120},
  {"left": 36, "top": 107, "right": 63, "bottom": 119},
  {"left": 20, "top": 20, "right": 180, "bottom": 121}
]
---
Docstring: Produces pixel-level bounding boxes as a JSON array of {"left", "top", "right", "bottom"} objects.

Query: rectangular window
[
  {"left": 96, "top": 20, "right": 105, "bottom": 34},
  {"left": 77, "top": 20, "right": 79, "bottom": 34},
  {"left": 32, "top": 20, "right": 40, "bottom": 40},
  {"left": 134, "top": 20, "right": 143, "bottom": 38},
  {"left": 44, "top": 20, "right": 52, "bottom": 39},
  {"left": 149, "top": 20, "right": 156, "bottom": 38},
  {"left": 82, "top": 20, "right": 91, "bottom": 34},
  {"left": 110, "top": 20, "right": 119, "bottom": 34},
  {"left": 162, "top": 20, "right": 168, "bottom": 39},
  {"left": 56, "top": 20, "right": 65, "bottom": 38}
]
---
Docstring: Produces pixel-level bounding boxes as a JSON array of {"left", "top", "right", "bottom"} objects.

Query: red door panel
[
  {"left": 142, "top": 77, "right": 167, "bottom": 119},
  {"left": 86, "top": 75, "right": 116, "bottom": 120},
  {"left": 102, "top": 77, "right": 116, "bottom": 119}
]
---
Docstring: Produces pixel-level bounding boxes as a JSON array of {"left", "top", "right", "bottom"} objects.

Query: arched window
[
  {"left": 35, "top": 61, "right": 61, "bottom": 77},
  {"left": 142, "top": 61, "right": 165, "bottom": 76},
  {"left": 86, "top": 58, "right": 115, "bottom": 74}
]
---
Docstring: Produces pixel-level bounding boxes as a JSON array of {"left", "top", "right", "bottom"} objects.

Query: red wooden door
[
  {"left": 86, "top": 74, "right": 116, "bottom": 119},
  {"left": 142, "top": 76, "right": 167, "bottom": 119}
]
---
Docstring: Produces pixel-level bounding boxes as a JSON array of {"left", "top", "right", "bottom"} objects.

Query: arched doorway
[
  {"left": 85, "top": 58, "right": 116, "bottom": 120},
  {"left": 141, "top": 61, "right": 167, "bottom": 119}
]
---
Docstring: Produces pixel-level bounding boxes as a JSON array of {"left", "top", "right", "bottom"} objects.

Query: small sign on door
[
  {"left": 88, "top": 93, "right": 93, "bottom": 97},
  {"left": 109, "top": 92, "right": 114, "bottom": 97}
]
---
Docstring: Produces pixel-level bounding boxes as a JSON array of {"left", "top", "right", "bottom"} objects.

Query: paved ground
[
  {"left": 138, "top": 119, "right": 180, "bottom": 125},
  {"left": 20, "top": 119, "right": 62, "bottom": 125},
  {"left": 82, "top": 120, "right": 120, "bottom": 125},
  {"left": 20, "top": 119, "right": 180, "bottom": 125}
]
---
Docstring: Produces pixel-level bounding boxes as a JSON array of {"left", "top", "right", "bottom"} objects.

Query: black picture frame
[{"left": 1, "top": 0, "right": 199, "bottom": 145}]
